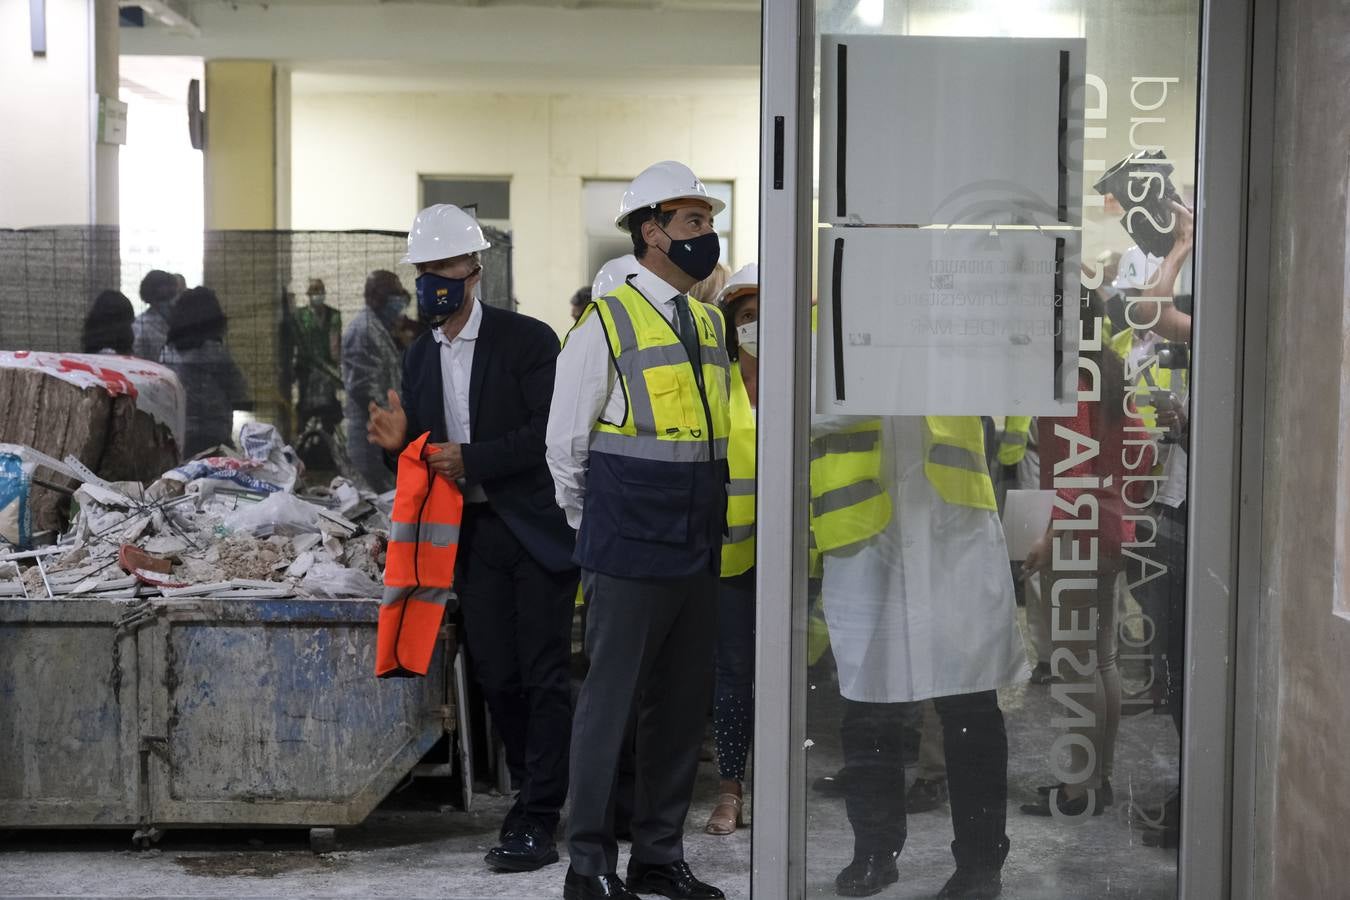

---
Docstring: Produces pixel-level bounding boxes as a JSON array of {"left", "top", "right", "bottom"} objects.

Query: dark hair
[
  {"left": 628, "top": 207, "right": 676, "bottom": 259},
  {"left": 82, "top": 290, "right": 135, "bottom": 354},
  {"left": 167, "top": 286, "right": 227, "bottom": 351},
  {"left": 570, "top": 287, "right": 591, "bottom": 308},
  {"left": 364, "top": 270, "right": 403, "bottom": 308},
  {"left": 139, "top": 270, "right": 179, "bottom": 307}
]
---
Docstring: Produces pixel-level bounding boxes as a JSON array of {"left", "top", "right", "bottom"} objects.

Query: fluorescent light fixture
[{"left": 856, "top": 0, "right": 884, "bottom": 28}]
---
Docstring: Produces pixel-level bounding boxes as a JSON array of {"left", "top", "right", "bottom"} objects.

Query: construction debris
[{"left": 1, "top": 424, "right": 393, "bottom": 601}]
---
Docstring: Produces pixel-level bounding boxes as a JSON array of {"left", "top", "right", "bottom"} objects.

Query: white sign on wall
[
  {"left": 817, "top": 34, "right": 1085, "bottom": 416},
  {"left": 815, "top": 228, "right": 1078, "bottom": 416},
  {"left": 98, "top": 95, "right": 127, "bottom": 145}
]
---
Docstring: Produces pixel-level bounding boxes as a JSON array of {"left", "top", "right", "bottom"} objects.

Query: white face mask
[{"left": 736, "top": 321, "right": 758, "bottom": 359}]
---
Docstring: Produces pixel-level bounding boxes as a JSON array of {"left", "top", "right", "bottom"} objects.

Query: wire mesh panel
[
  {"left": 1, "top": 227, "right": 516, "bottom": 450},
  {"left": 0, "top": 227, "right": 121, "bottom": 353}
]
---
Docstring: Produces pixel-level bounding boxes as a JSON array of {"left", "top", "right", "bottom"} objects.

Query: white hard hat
[
  {"left": 591, "top": 254, "right": 640, "bottom": 298},
  {"left": 718, "top": 263, "right": 759, "bottom": 308},
  {"left": 402, "top": 204, "right": 491, "bottom": 265},
  {"left": 615, "top": 161, "right": 727, "bottom": 233},
  {"left": 1113, "top": 246, "right": 1163, "bottom": 291}
]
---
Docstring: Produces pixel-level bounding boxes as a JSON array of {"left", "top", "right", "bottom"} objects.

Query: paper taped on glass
[{"left": 816, "top": 34, "right": 1085, "bottom": 417}]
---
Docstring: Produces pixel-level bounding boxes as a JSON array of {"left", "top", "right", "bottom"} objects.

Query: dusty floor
[{"left": 1, "top": 624, "right": 1179, "bottom": 899}]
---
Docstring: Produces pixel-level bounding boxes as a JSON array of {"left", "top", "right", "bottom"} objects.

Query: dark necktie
[{"left": 672, "top": 294, "right": 701, "bottom": 367}]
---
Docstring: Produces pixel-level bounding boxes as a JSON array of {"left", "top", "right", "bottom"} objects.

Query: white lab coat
[{"left": 817, "top": 414, "right": 1028, "bottom": 704}]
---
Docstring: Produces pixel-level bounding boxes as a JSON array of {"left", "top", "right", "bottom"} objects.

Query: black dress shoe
[
  {"left": 937, "top": 866, "right": 1002, "bottom": 899},
  {"left": 835, "top": 853, "right": 899, "bottom": 897},
  {"left": 1035, "top": 778, "right": 1113, "bottom": 808},
  {"left": 565, "top": 866, "right": 641, "bottom": 900},
  {"left": 905, "top": 777, "right": 949, "bottom": 813},
  {"left": 1020, "top": 785, "right": 1106, "bottom": 817},
  {"left": 485, "top": 823, "right": 559, "bottom": 872},
  {"left": 626, "top": 859, "right": 725, "bottom": 899}
]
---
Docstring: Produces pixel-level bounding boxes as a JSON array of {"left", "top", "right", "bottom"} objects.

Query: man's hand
[
  {"left": 425, "top": 442, "right": 466, "bottom": 480},
  {"left": 367, "top": 389, "right": 408, "bottom": 452},
  {"left": 1021, "top": 530, "right": 1053, "bottom": 580},
  {"left": 1169, "top": 200, "right": 1194, "bottom": 257},
  {"left": 1155, "top": 400, "right": 1188, "bottom": 436}
]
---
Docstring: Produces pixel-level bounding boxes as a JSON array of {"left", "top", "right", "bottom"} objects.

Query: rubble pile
[{"left": 0, "top": 424, "right": 391, "bottom": 601}]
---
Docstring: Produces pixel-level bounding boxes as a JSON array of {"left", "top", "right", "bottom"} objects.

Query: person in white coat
[{"left": 817, "top": 410, "right": 1025, "bottom": 900}]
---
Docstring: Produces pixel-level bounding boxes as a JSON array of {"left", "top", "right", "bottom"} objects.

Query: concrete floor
[
  {"left": 1, "top": 630, "right": 1178, "bottom": 899},
  {"left": 803, "top": 670, "right": 1181, "bottom": 899}
]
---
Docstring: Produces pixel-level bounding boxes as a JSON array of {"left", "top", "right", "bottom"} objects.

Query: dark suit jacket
[{"left": 396, "top": 303, "right": 577, "bottom": 573}]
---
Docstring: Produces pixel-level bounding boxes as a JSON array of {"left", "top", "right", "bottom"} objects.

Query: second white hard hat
[
  {"left": 591, "top": 254, "right": 640, "bottom": 298},
  {"left": 615, "top": 161, "right": 726, "bottom": 233},
  {"left": 718, "top": 263, "right": 759, "bottom": 308},
  {"left": 402, "top": 204, "right": 492, "bottom": 265}
]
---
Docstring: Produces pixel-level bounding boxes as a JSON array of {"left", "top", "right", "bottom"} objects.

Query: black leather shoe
[
  {"left": 1020, "top": 785, "right": 1106, "bottom": 817},
  {"left": 1035, "top": 778, "right": 1113, "bottom": 808},
  {"left": 626, "top": 859, "right": 725, "bottom": 899},
  {"left": 565, "top": 866, "right": 641, "bottom": 900},
  {"left": 834, "top": 853, "right": 899, "bottom": 897},
  {"left": 906, "top": 777, "right": 949, "bottom": 813},
  {"left": 485, "top": 823, "right": 559, "bottom": 872},
  {"left": 937, "top": 866, "right": 1002, "bottom": 899}
]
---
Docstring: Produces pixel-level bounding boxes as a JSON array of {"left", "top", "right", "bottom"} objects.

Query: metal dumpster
[{"left": 0, "top": 595, "right": 450, "bottom": 842}]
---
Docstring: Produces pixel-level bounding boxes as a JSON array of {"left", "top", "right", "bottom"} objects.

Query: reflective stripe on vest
[
  {"left": 808, "top": 419, "right": 892, "bottom": 553},
  {"left": 997, "top": 416, "right": 1033, "bottom": 466},
  {"left": 377, "top": 432, "right": 464, "bottom": 678},
  {"left": 923, "top": 416, "right": 998, "bottom": 511},
  {"left": 580, "top": 282, "right": 731, "bottom": 463},
  {"left": 722, "top": 363, "right": 756, "bottom": 577}
]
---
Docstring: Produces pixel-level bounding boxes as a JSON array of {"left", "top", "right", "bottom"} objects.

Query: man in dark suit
[{"left": 368, "top": 204, "right": 578, "bottom": 873}]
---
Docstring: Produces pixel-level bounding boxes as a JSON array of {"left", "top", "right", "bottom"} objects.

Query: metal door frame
[{"left": 752, "top": 1, "right": 1271, "bottom": 896}]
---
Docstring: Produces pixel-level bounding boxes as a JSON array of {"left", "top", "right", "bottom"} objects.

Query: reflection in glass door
[{"left": 761, "top": 1, "right": 1203, "bottom": 897}]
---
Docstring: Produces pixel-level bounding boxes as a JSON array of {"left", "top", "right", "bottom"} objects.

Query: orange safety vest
[{"left": 376, "top": 432, "right": 464, "bottom": 678}]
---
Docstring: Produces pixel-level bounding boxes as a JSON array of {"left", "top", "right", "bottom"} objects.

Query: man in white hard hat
[
  {"left": 368, "top": 204, "right": 578, "bottom": 875},
  {"left": 546, "top": 162, "right": 732, "bottom": 900}
]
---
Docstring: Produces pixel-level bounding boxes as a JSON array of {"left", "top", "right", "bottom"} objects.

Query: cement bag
[{"left": 0, "top": 451, "right": 32, "bottom": 548}]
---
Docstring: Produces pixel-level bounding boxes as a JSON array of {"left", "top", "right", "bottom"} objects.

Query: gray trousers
[{"left": 566, "top": 568, "right": 718, "bottom": 876}]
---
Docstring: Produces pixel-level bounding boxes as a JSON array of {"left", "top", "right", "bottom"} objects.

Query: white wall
[
  {"left": 290, "top": 88, "right": 761, "bottom": 336},
  {"left": 0, "top": 0, "right": 97, "bottom": 227}
]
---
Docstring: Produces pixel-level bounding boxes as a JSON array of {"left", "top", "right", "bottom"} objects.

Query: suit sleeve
[
  {"left": 459, "top": 320, "right": 559, "bottom": 483},
  {"left": 382, "top": 340, "right": 428, "bottom": 471}
]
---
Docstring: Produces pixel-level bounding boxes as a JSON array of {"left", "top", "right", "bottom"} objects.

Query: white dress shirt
[
  {"left": 546, "top": 265, "right": 683, "bottom": 529},
  {"left": 432, "top": 298, "right": 488, "bottom": 503}
]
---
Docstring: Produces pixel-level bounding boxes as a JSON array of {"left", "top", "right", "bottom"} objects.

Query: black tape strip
[
  {"left": 1054, "top": 237, "right": 1066, "bottom": 401},
  {"left": 1057, "top": 49, "right": 1070, "bottom": 223},
  {"left": 832, "top": 237, "right": 846, "bottom": 402}
]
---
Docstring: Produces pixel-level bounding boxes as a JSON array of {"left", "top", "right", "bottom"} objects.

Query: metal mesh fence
[{"left": 0, "top": 225, "right": 515, "bottom": 447}]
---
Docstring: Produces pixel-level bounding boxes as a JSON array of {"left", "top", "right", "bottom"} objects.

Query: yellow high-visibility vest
[
  {"left": 580, "top": 281, "right": 731, "bottom": 462},
  {"left": 721, "top": 362, "right": 756, "bottom": 577},
  {"left": 997, "top": 416, "right": 1033, "bottom": 466}
]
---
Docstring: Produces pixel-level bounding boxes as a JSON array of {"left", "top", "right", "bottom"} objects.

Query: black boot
[
  {"left": 937, "top": 866, "right": 1002, "bottom": 899},
  {"left": 834, "top": 853, "right": 899, "bottom": 897}
]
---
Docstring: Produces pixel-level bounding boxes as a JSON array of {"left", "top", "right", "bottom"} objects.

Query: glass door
[{"left": 753, "top": 0, "right": 1249, "bottom": 896}]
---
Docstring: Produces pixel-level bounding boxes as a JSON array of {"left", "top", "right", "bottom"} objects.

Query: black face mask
[
  {"left": 416, "top": 266, "right": 480, "bottom": 324},
  {"left": 657, "top": 226, "right": 721, "bottom": 282}
]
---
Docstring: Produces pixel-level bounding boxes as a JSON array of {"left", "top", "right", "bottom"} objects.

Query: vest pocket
[
  {"left": 617, "top": 458, "right": 692, "bottom": 545},
  {"left": 646, "top": 365, "right": 697, "bottom": 431}
]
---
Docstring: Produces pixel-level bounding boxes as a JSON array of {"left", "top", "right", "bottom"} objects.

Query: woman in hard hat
[{"left": 704, "top": 264, "right": 759, "bottom": 837}]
